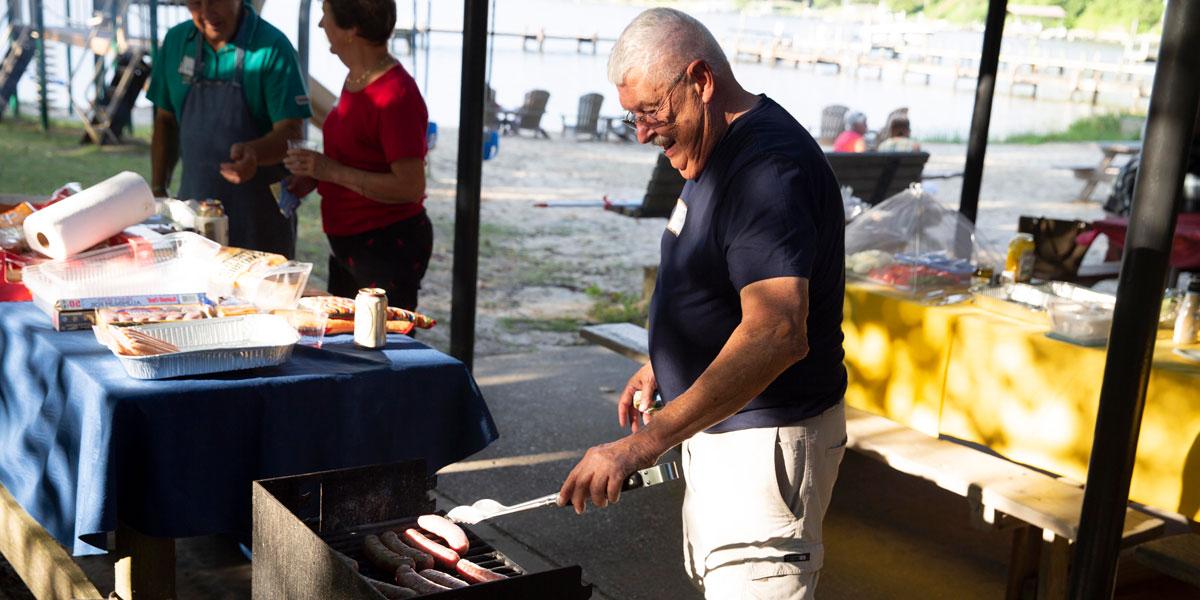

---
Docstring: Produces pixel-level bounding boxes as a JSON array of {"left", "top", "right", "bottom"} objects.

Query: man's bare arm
[
  {"left": 151, "top": 109, "right": 179, "bottom": 196},
  {"left": 631, "top": 276, "right": 811, "bottom": 456}
]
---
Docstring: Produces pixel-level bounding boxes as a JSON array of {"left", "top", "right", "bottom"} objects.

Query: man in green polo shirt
[{"left": 148, "top": 0, "right": 311, "bottom": 257}]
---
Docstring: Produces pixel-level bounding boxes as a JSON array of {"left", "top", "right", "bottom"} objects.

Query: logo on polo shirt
[{"left": 295, "top": 95, "right": 310, "bottom": 107}]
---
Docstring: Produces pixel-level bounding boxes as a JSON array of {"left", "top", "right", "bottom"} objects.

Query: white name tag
[
  {"left": 178, "top": 56, "right": 195, "bottom": 79},
  {"left": 666, "top": 198, "right": 687, "bottom": 236}
]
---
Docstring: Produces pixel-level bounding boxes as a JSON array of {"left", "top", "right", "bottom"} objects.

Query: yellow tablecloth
[{"left": 843, "top": 283, "right": 1200, "bottom": 520}]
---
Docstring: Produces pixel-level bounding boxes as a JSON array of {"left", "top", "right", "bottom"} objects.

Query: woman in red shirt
[{"left": 284, "top": 0, "right": 430, "bottom": 310}]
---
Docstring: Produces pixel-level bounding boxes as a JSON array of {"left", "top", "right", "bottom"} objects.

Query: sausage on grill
[
  {"left": 402, "top": 528, "right": 460, "bottom": 568},
  {"left": 363, "top": 534, "right": 415, "bottom": 573},
  {"left": 395, "top": 565, "right": 450, "bottom": 594},
  {"left": 366, "top": 578, "right": 418, "bottom": 599},
  {"left": 418, "top": 569, "right": 469, "bottom": 589},
  {"left": 417, "top": 514, "right": 470, "bottom": 554},
  {"left": 380, "top": 530, "right": 434, "bottom": 570},
  {"left": 455, "top": 558, "right": 506, "bottom": 583}
]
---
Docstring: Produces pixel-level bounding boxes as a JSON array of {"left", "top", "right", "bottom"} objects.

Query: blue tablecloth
[{"left": 0, "top": 303, "right": 498, "bottom": 555}]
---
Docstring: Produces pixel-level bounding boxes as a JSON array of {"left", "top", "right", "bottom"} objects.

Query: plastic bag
[{"left": 845, "top": 184, "right": 1003, "bottom": 297}]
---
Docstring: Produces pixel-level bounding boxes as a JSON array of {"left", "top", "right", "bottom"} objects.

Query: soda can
[
  {"left": 354, "top": 288, "right": 388, "bottom": 349},
  {"left": 194, "top": 199, "right": 229, "bottom": 246}
]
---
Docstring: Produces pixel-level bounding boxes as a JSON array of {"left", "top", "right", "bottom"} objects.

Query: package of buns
[{"left": 97, "top": 304, "right": 213, "bottom": 326}]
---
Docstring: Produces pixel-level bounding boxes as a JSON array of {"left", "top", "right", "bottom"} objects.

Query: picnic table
[
  {"left": 842, "top": 282, "right": 1200, "bottom": 520},
  {"left": 1069, "top": 141, "right": 1141, "bottom": 203},
  {"left": 0, "top": 302, "right": 498, "bottom": 598},
  {"left": 1078, "top": 212, "right": 1200, "bottom": 271}
]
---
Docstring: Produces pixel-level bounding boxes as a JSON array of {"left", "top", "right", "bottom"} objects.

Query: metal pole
[
  {"left": 149, "top": 0, "right": 158, "bottom": 60},
  {"left": 32, "top": 0, "right": 47, "bottom": 130},
  {"left": 449, "top": 0, "right": 488, "bottom": 371},
  {"left": 1069, "top": 1, "right": 1200, "bottom": 597},
  {"left": 297, "top": 0, "right": 310, "bottom": 85},
  {"left": 957, "top": 0, "right": 1007, "bottom": 224}
]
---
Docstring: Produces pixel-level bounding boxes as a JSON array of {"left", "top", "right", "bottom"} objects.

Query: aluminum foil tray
[{"left": 109, "top": 314, "right": 299, "bottom": 380}]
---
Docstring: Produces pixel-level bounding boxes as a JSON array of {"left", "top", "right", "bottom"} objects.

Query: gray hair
[
  {"left": 846, "top": 111, "right": 867, "bottom": 129},
  {"left": 607, "top": 8, "right": 732, "bottom": 88}
]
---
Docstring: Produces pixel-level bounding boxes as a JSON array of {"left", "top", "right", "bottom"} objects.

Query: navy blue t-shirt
[{"left": 648, "top": 95, "right": 847, "bottom": 433}]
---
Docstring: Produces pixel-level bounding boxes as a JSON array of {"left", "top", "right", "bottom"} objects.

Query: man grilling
[
  {"left": 148, "top": 0, "right": 310, "bottom": 257},
  {"left": 557, "top": 8, "right": 848, "bottom": 598}
]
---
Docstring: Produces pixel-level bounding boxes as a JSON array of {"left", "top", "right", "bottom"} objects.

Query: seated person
[
  {"left": 1104, "top": 108, "right": 1200, "bottom": 217},
  {"left": 833, "top": 111, "right": 868, "bottom": 152},
  {"left": 877, "top": 117, "right": 920, "bottom": 152}
]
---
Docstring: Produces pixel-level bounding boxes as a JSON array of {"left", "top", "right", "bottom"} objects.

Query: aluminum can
[
  {"left": 1004, "top": 233, "right": 1035, "bottom": 283},
  {"left": 194, "top": 199, "right": 229, "bottom": 246},
  {"left": 354, "top": 288, "right": 388, "bottom": 349}
]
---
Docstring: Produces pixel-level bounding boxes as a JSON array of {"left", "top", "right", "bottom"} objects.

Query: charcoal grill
[{"left": 253, "top": 460, "right": 592, "bottom": 599}]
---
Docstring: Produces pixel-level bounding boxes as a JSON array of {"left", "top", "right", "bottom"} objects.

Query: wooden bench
[
  {"left": 1132, "top": 533, "right": 1200, "bottom": 588},
  {"left": 580, "top": 321, "right": 1166, "bottom": 599},
  {"left": 826, "top": 151, "right": 930, "bottom": 206}
]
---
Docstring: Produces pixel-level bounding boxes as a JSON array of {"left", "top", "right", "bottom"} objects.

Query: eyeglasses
[{"left": 621, "top": 70, "right": 687, "bottom": 130}]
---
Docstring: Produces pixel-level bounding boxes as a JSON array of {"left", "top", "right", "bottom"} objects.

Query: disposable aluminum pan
[{"left": 112, "top": 314, "right": 299, "bottom": 380}]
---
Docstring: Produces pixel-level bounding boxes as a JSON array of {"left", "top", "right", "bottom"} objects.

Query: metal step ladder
[{"left": 0, "top": 25, "right": 35, "bottom": 121}]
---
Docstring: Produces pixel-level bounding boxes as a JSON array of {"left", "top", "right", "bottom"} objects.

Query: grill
[{"left": 252, "top": 460, "right": 592, "bottom": 599}]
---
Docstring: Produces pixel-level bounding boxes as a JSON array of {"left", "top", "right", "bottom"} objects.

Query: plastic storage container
[
  {"left": 1047, "top": 297, "right": 1113, "bottom": 346},
  {"left": 22, "top": 231, "right": 220, "bottom": 300}
]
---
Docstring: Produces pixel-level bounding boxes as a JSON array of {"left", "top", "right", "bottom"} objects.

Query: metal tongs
[{"left": 446, "top": 461, "right": 680, "bottom": 524}]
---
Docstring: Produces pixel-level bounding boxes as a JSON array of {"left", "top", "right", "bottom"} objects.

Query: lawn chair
[
  {"left": 818, "top": 105, "right": 849, "bottom": 145},
  {"left": 561, "top": 93, "right": 605, "bottom": 140},
  {"left": 1017, "top": 215, "right": 1119, "bottom": 284},
  {"left": 871, "top": 107, "right": 910, "bottom": 149},
  {"left": 500, "top": 89, "right": 551, "bottom": 138},
  {"left": 483, "top": 85, "right": 503, "bottom": 132},
  {"left": 605, "top": 153, "right": 686, "bottom": 218},
  {"left": 825, "top": 151, "right": 929, "bottom": 206}
]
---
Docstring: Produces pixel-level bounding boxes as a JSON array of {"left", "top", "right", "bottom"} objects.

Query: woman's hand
[
  {"left": 283, "top": 149, "right": 338, "bottom": 181},
  {"left": 287, "top": 175, "right": 318, "bottom": 197}
]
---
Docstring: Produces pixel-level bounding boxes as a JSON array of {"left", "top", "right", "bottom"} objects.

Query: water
[{"left": 6, "top": 0, "right": 1146, "bottom": 139}]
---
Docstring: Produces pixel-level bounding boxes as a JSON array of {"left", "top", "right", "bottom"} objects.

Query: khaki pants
[{"left": 682, "top": 401, "right": 847, "bottom": 599}]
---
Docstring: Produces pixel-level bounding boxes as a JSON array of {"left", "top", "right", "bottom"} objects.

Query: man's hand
[
  {"left": 618, "top": 361, "right": 657, "bottom": 432},
  {"left": 286, "top": 174, "right": 318, "bottom": 197},
  {"left": 220, "top": 142, "right": 259, "bottom": 184},
  {"left": 557, "top": 436, "right": 659, "bottom": 514}
]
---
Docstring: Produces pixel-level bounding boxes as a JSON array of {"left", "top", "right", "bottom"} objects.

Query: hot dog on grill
[
  {"left": 380, "top": 530, "right": 434, "bottom": 570},
  {"left": 394, "top": 565, "right": 450, "bottom": 594},
  {"left": 402, "top": 528, "right": 460, "bottom": 569},
  {"left": 455, "top": 558, "right": 506, "bottom": 583},
  {"left": 366, "top": 578, "right": 418, "bottom": 599},
  {"left": 418, "top": 569, "right": 469, "bottom": 589},
  {"left": 363, "top": 534, "right": 415, "bottom": 573},
  {"left": 416, "top": 514, "right": 470, "bottom": 554}
]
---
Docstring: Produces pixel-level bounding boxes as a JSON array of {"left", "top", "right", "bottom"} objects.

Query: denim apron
[{"left": 178, "top": 35, "right": 295, "bottom": 257}]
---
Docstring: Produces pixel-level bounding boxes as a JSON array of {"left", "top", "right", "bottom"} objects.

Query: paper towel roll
[{"left": 23, "top": 171, "right": 156, "bottom": 259}]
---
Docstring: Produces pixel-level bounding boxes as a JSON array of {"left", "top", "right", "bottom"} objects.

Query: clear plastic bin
[
  {"left": 240, "top": 261, "right": 313, "bottom": 310},
  {"left": 22, "top": 232, "right": 220, "bottom": 300},
  {"left": 1047, "top": 297, "right": 1113, "bottom": 346}
]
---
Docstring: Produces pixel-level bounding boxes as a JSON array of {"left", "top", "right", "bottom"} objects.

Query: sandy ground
[{"left": 414, "top": 128, "right": 1116, "bottom": 356}]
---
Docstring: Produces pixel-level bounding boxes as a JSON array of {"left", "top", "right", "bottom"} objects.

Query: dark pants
[{"left": 327, "top": 211, "right": 433, "bottom": 310}]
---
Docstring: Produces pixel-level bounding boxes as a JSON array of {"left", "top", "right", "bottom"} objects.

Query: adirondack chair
[
  {"left": 825, "top": 151, "right": 929, "bottom": 206},
  {"left": 483, "top": 85, "right": 503, "bottom": 131},
  {"left": 605, "top": 153, "right": 687, "bottom": 218},
  {"left": 561, "top": 93, "right": 605, "bottom": 140},
  {"left": 500, "top": 89, "right": 551, "bottom": 138},
  {"left": 818, "top": 104, "right": 849, "bottom": 145}
]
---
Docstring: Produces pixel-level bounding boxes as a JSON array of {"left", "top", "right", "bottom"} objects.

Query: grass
[
  {"left": 585, "top": 284, "right": 647, "bottom": 325},
  {"left": 1000, "top": 112, "right": 1143, "bottom": 144},
  {"left": 921, "top": 112, "right": 1143, "bottom": 145},
  {"left": 499, "top": 316, "right": 584, "bottom": 333},
  {"left": 0, "top": 116, "right": 331, "bottom": 286},
  {"left": 0, "top": 117, "right": 152, "bottom": 192}
]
